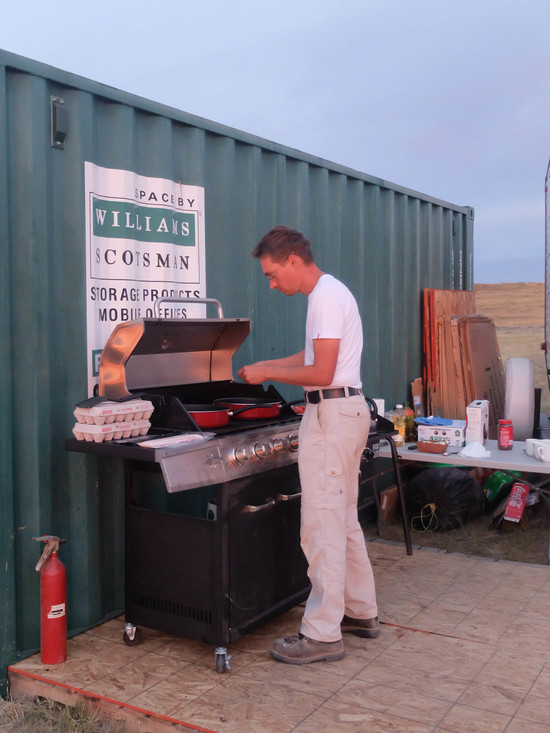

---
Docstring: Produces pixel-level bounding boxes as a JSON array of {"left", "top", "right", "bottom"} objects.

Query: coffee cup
[
  {"left": 525, "top": 438, "right": 541, "bottom": 457},
  {"left": 536, "top": 442, "right": 550, "bottom": 462}
]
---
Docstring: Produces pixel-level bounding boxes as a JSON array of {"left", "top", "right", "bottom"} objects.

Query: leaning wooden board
[{"left": 423, "top": 288, "right": 476, "bottom": 417}]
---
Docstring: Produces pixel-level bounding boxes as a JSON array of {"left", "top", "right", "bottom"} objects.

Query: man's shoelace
[{"left": 283, "top": 633, "right": 306, "bottom": 645}]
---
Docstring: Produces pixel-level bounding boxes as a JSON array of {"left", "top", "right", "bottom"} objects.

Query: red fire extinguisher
[{"left": 33, "top": 535, "right": 67, "bottom": 664}]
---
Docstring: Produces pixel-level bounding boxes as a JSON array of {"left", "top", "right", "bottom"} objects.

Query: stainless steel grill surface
[{"left": 68, "top": 304, "right": 305, "bottom": 492}]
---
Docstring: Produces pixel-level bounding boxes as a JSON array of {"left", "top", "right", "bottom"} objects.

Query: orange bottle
[{"left": 404, "top": 404, "right": 415, "bottom": 443}]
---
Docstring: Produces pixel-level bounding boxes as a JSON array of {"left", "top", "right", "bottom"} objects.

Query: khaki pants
[{"left": 298, "top": 395, "right": 378, "bottom": 642}]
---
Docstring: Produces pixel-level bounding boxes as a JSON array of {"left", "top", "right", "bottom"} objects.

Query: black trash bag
[{"left": 404, "top": 467, "right": 485, "bottom": 531}]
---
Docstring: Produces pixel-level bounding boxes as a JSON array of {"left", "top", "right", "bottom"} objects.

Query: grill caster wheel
[
  {"left": 215, "top": 646, "right": 231, "bottom": 673},
  {"left": 123, "top": 623, "right": 141, "bottom": 646}
]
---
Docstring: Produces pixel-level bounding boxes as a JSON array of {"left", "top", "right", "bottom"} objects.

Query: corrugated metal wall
[{"left": 0, "top": 49, "right": 473, "bottom": 688}]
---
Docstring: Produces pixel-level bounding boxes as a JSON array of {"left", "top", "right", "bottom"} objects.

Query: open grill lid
[{"left": 98, "top": 316, "right": 251, "bottom": 400}]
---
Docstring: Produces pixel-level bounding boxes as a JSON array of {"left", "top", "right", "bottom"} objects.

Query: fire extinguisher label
[{"left": 47, "top": 603, "right": 66, "bottom": 619}]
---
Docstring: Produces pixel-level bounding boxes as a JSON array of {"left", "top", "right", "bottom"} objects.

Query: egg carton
[
  {"left": 74, "top": 399, "right": 154, "bottom": 425},
  {"left": 72, "top": 419, "right": 151, "bottom": 443}
]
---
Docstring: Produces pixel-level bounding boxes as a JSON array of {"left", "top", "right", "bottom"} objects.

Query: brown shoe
[
  {"left": 341, "top": 615, "right": 380, "bottom": 638},
  {"left": 269, "top": 633, "right": 345, "bottom": 664}
]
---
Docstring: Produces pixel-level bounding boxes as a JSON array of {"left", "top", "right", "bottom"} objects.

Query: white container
[
  {"left": 465, "top": 400, "right": 489, "bottom": 444},
  {"left": 373, "top": 399, "right": 385, "bottom": 418},
  {"left": 74, "top": 399, "right": 154, "bottom": 425},
  {"left": 417, "top": 420, "right": 466, "bottom": 447},
  {"left": 72, "top": 418, "right": 151, "bottom": 442}
]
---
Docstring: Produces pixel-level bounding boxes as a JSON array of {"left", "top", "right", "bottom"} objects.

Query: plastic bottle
[
  {"left": 498, "top": 419, "right": 513, "bottom": 450},
  {"left": 392, "top": 404, "right": 406, "bottom": 445},
  {"left": 385, "top": 408, "right": 396, "bottom": 442},
  {"left": 404, "top": 403, "right": 415, "bottom": 443}
]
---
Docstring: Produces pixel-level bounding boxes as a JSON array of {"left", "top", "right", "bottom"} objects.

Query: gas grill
[{"left": 67, "top": 298, "right": 405, "bottom": 672}]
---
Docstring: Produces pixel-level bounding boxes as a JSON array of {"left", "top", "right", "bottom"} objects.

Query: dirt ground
[
  {"left": 370, "top": 457, "right": 550, "bottom": 566},
  {"left": 474, "top": 282, "right": 549, "bottom": 414},
  {"left": 474, "top": 282, "right": 545, "bottom": 328},
  {"left": 373, "top": 500, "right": 550, "bottom": 566}
]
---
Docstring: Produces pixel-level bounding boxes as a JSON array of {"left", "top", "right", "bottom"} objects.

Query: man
[{"left": 238, "top": 226, "right": 379, "bottom": 665}]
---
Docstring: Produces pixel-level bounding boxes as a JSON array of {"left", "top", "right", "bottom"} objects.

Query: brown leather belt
[{"left": 304, "top": 387, "right": 363, "bottom": 404}]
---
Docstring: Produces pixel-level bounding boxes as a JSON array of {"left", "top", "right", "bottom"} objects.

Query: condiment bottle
[
  {"left": 392, "top": 405, "right": 406, "bottom": 445},
  {"left": 404, "top": 403, "right": 415, "bottom": 443},
  {"left": 498, "top": 419, "right": 513, "bottom": 450}
]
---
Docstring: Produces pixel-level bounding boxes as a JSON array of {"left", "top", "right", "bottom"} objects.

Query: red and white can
[{"left": 504, "top": 481, "right": 529, "bottom": 522}]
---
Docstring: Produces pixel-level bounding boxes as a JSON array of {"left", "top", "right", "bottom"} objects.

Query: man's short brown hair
[{"left": 252, "top": 226, "right": 314, "bottom": 264}]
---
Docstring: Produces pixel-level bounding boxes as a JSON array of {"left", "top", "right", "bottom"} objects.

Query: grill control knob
[
  {"left": 233, "top": 446, "right": 249, "bottom": 465},
  {"left": 272, "top": 438, "right": 285, "bottom": 455},
  {"left": 253, "top": 442, "right": 270, "bottom": 459},
  {"left": 288, "top": 434, "right": 299, "bottom": 452}
]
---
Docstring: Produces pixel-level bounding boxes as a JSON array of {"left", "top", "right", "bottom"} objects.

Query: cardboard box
[
  {"left": 466, "top": 399, "right": 489, "bottom": 444},
  {"left": 503, "top": 482, "right": 530, "bottom": 523},
  {"left": 459, "top": 318, "right": 505, "bottom": 439},
  {"left": 416, "top": 420, "right": 466, "bottom": 447},
  {"left": 411, "top": 378, "right": 424, "bottom": 417},
  {"left": 379, "top": 486, "right": 398, "bottom": 524}
]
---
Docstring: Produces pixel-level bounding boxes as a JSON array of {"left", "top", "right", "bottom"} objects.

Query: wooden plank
[
  {"left": 423, "top": 288, "right": 434, "bottom": 387},
  {"left": 440, "top": 316, "right": 451, "bottom": 417},
  {"left": 432, "top": 289, "right": 476, "bottom": 318},
  {"left": 423, "top": 289, "right": 476, "bottom": 418},
  {"left": 8, "top": 669, "right": 189, "bottom": 732},
  {"left": 458, "top": 315, "right": 476, "bottom": 405},
  {"left": 443, "top": 316, "right": 458, "bottom": 417},
  {"left": 450, "top": 315, "right": 467, "bottom": 416}
]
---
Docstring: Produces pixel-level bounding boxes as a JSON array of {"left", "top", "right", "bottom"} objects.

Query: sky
[{"left": 1, "top": 0, "right": 549, "bottom": 283}]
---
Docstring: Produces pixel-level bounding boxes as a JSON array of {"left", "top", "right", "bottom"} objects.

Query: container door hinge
[{"left": 51, "top": 96, "right": 67, "bottom": 149}]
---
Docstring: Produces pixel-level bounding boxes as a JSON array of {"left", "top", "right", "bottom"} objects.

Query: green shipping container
[{"left": 0, "top": 48, "right": 473, "bottom": 691}]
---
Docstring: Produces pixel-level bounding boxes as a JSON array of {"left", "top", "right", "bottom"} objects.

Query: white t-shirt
[{"left": 304, "top": 274, "right": 363, "bottom": 390}]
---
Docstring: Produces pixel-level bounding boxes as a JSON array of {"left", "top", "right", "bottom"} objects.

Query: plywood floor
[{"left": 9, "top": 538, "right": 550, "bottom": 732}]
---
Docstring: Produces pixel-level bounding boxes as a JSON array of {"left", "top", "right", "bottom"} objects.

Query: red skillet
[
  {"left": 213, "top": 397, "right": 307, "bottom": 420},
  {"left": 212, "top": 397, "right": 282, "bottom": 420},
  {"left": 184, "top": 403, "right": 279, "bottom": 429}
]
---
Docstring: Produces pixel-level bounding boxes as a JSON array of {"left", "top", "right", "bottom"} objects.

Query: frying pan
[
  {"left": 213, "top": 397, "right": 307, "bottom": 420},
  {"left": 184, "top": 403, "right": 279, "bottom": 428},
  {"left": 212, "top": 397, "right": 283, "bottom": 420}
]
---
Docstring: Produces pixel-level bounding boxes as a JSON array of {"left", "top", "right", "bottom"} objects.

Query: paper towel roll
[
  {"left": 504, "top": 357, "right": 534, "bottom": 441},
  {"left": 373, "top": 399, "right": 385, "bottom": 417}
]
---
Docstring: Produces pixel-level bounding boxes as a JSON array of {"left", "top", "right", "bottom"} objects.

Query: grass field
[{"left": 474, "top": 282, "right": 549, "bottom": 415}]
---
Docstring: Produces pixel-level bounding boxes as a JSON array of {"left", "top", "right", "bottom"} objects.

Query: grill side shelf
[{"left": 65, "top": 435, "right": 208, "bottom": 462}]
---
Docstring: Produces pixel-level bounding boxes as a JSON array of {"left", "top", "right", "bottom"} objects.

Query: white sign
[
  {"left": 84, "top": 162, "right": 206, "bottom": 395},
  {"left": 47, "top": 603, "right": 66, "bottom": 619}
]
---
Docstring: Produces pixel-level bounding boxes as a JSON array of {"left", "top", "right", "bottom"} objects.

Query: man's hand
[
  {"left": 238, "top": 363, "right": 268, "bottom": 385},
  {"left": 237, "top": 341, "right": 339, "bottom": 388}
]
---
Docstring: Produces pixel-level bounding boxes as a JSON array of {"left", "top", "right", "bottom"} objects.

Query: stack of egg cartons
[{"left": 72, "top": 399, "right": 154, "bottom": 443}]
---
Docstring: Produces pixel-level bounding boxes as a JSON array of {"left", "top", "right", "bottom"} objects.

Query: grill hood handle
[{"left": 153, "top": 297, "right": 224, "bottom": 319}]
